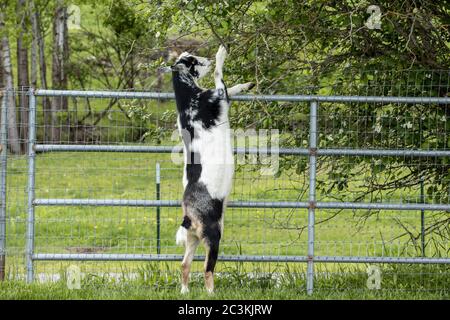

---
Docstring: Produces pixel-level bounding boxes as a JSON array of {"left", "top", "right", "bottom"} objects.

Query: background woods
[{"left": 0, "top": 0, "right": 449, "bottom": 250}]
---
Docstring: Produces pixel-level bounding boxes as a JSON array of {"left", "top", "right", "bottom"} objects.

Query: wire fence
[{"left": 0, "top": 83, "right": 449, "bottom": 296}]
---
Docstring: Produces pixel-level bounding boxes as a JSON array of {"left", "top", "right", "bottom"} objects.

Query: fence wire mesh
[{"left": 1, "top": 70, "right": 449, "bottom": 297}]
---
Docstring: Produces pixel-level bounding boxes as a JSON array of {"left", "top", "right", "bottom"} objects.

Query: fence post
[
  {"left": 156, "top": 162, "right": 161, "bottom": 255},
  {"left": 0, "top": 90, "right": 8, "bottom": 281},
  {"left": 26, "top": 88, "right": 37, "bottom": 283},
  {"left": 420, "top": 177, "right": 425, "bottom": 256},
  {"left": 307, "top": 100, "right": 318, "bottom": 295}
]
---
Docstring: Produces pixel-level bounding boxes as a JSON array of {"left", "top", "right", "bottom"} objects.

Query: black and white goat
[{"left": 167, "top": 46, "right": 253, "bottom": 294}]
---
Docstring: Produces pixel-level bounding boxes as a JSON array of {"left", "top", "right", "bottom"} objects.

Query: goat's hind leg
[
  {"left": 181, "top": 232, "right": 199, "bottom": 294},
  {"left": 203, "top": 227, "right": 221, "bottom": 294}
]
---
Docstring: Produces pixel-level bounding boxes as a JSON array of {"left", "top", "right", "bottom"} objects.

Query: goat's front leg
[
  {"left": 227, "top": 82, "right": 255, "bottom": 96},
  {"left": 214, "top": 45, "right": 227, "bottom": 90}
]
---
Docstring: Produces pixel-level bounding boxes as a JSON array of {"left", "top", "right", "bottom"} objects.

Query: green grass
[
  {"left": 0, "top": 281, "right": 441, "bottom": 300},
  {"left": 1, "top": 263, "right": 448, "bottom": 299},
  {"left": 5, "top": 152, "right": 433, "bottom": 259},
  {"left": 4, "top": 150, "right": 446, "bottom": 300}
]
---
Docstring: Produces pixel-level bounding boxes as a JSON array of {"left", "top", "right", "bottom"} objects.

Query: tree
[
  {"left": 0, "top": 43, "right": 3, "bottom": 88},
  {"left": 51, "top": 0, "right": 69, "bottom": 141},
  {"left": 0, "top": 9, "right": 20, "bottom": 154},
  {"left": 30, "top": 0, "right": 38, "bottom": 89},
  {"left": 31, "top": 0, "right": 52, "bottom": 142},
  {"left": 68, "top": 0, "right": 165, "bottom": 129},
  {"left": 17, "top": 0, "right": 30, "bottom": 152}
]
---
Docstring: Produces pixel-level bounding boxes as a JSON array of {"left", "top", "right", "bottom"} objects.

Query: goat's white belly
[{"left": 194, "top": 126, "right": 234, "bottom": 199}]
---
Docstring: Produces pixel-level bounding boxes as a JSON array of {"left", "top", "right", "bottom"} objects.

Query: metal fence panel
[{"left": 0, "top": 87, "right": 449, "bottom": 296}]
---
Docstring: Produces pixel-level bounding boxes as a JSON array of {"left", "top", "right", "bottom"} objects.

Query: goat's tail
[
  {"left": 175, "top": 215, "right": 191, "bottom": 246},
  {"left": 176, "top": 226, "right": 187, "bottom": 246}
]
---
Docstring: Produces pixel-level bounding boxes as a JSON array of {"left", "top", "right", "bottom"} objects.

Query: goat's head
[{"left": 170, "top": 52, "right": 211, "bottom": 80}]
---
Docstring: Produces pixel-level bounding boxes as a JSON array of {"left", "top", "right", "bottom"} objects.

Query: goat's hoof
[
  {"left": 216, "top": 45, "right": 227, "bottom": 61},
  {"left": 245, "top": 82, "right": 255, "bottom": 91}
]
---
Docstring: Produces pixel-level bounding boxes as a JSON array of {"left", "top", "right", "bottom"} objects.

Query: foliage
[
  {"left": 1, "top": 0, "right": 449, "bottom": 251},
  {"left": 125, "top": 0, "right": 450, "bottom": 248}
]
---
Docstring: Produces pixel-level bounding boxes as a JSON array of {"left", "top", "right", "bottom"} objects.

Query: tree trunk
[
  {"left": 31, "top": 0, "right": 51, "bottom": 142},
  {"left": 51, "top": 1, "right": 69, "bottom": 141},
  {"left": 0, "top": 46, "right": 3, "bottom": 141},
  {"left": 0, "top": 45, "right": 3, "bottom": 88},
  {"left": 0, "top": 12, "right": 21, "bottom": 154},
  {"left": 30, "top": 0, "right": 38, "bottom": 88},
  {"left": 17, "top": 0, "right": 29, "bottom": 153}
]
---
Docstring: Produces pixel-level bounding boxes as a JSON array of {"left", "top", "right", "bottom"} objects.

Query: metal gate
[{"left": 1, "top": 88, "right": 449, "bottom": 295}]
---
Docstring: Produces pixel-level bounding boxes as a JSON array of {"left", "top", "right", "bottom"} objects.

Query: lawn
[
  {"left": 3, "top": 149, "right": 448, "bottom": 299},
  {"left": 1, "top": 262, "right": 448, "bottom": 299}
]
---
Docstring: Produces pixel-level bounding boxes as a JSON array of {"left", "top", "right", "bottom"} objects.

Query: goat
[{"left": 166, "top": 45, "right": 254, "bottom": 294}]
